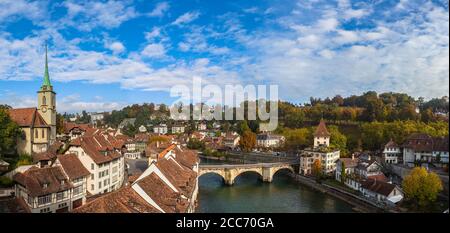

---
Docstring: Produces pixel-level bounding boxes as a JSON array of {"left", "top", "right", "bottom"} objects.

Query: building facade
[{"left": 299, "top": 120, "right": 340, "bottom": 175}]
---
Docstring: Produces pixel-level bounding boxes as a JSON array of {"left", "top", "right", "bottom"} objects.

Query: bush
[
  {"left": 0, "top": 176, "right": 14, "bottom": 188},
  {"left": 16, "top": 153, "right": 33, "bottom": 167}
]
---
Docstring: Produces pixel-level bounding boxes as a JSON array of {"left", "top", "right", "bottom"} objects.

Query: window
[
  {"left": 91, "top": 184, "right": 94, "bottom": 191},
  {"left": 91, "top": 163, "right": 94, "bottom": 170},
  {"left": 42, "top": 129, "right": 45, "bottom": 138},
  {"left": 91, "top": 174, "right": 94, "bottom": 180},
  {"left": 56, "top": 192, "right": 65, "bottom": 201},
  {"left": 27, "top": 196, "right": 33, "bottom": 205},
  {"left": 99, "top": 182, "right": 102, "bottom": 189},
  {"left": 42, "top": 96, "right": 46, "bottom": 105},
  {"left": 58, "top": 203, "right": 67, "bottom": 208},
  {"left": 38, "top": 195, "right": 52, "bottom": 205},
  {"left": 40, "top": 207, "right": 51, "bottom": 213},
  {"left": 104, "top": 179, "right": 107, "bottom": 186},
  {"left": 73, "top": 186, "right": 83, "bottom": 195},
  {"left": 35, "top": 129, "right": 39, "bottom": 138}
]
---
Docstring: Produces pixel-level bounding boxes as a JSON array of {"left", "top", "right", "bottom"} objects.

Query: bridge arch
[
  {"left": 271, "top": 166, "right": 295, "bottom": 180},
  {"left": 198, "top": 170, "right": 226, "bottom": 181},
  {"left": 231, "top": 169, "right": 264, "bottom": 185}
]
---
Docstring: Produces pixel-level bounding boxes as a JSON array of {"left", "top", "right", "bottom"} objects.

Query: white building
[
  {"left": 256, "top": 133, "right": 285, "bottom": 148},
  {"left": 382, "top": 139, "right": 401, "bottom": 164},
  {"left": 402, "top": 133, "right": 449, "bottom": 165},
  {"left": 223, "top": 133, "right": 240, "bottom": 149},
  {"left": 171, "top": 125, "right": 185, "bottom": 134},
  {"left": 197, "top": 122, "right": 207, "bottom": 131},
  {"left": 13, "top": 156, "right": 90, "bottom": 213},
  {"left": 89, "top": 112, "right": 104, "bottom": 126},
  {"left": 360, "top": 179, "right": 404, "bottom": 205},
  {"left": 300, "top": 120, "right": 340, "bottom": 175},
  {"left": 138, "top": 125, "right": 147, "bottom": 133},
  {"left": 65, "top": 135, "right": 125, "bottom": 195},
  {"left": 153, "top": 124, "right": 168, "bottom": 135}
]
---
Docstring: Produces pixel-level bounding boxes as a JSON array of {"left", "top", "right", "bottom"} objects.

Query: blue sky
[{"left": 0, "top": 0, "right": 448, "bottom": 113}]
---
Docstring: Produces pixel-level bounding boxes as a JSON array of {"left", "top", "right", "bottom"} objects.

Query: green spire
[{"left": 42, "top": 43, "right": 51, "bottom": 87}]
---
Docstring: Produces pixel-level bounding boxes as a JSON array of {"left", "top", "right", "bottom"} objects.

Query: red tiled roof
[
  {"left": 367, "top": 174, "right": 388, "bottom": 182},
  {"left": 338, "top": 157, "right": 359, "bottom": 168},
  {"left": 361, "top": 179, "right": 397, "bottom": 197},
  {"left": 7, "top": 108, "right": 49, "bottom": 127},
  {"left": 384, "top": 138, "right": 398, "bottom": 148},
  {"left": 72, "top": 187, "right": 160, "bottom": 213},
  {"left": 402, "top": 133, "right": 434, "bottom": 152},
  {"left": 0, "top": 197, "right": 31, "bottom": 213},
  {"left": 135, "top": 172, "right": 189, "bottom": 213},
  {"left": 314, "top": 119, "right": 330, "bottom": 137},
  {"left": 69, "top": 136, "right": 122, "bottom": 164},
  {"left": 433, "top": 136, "right": 449, "bottom": 152},
  {"left": 57, "top": 154, "right": 90, "bottom": 180},
  {"left": 13, "top": 166, "right": 73, "bottom": 197}
]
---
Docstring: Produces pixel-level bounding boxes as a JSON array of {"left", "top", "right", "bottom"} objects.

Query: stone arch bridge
[{"left": 199, "top": 162, "right": 297, "bottom": 185}]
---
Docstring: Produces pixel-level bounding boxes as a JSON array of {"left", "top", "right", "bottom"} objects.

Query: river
[{"left": 196, "top": 158, "right": 356, "bottom": 213}]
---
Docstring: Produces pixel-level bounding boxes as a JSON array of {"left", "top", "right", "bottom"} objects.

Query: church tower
[
  {"left": 313, "top": 119, "right": 330, "bottom": 148},
  {"left": 37, "top": 44, "right": 56, "bottom": 143}
]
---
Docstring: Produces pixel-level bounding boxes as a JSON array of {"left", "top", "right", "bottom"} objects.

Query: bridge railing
[{"left": 199, "top": 162, "right": 297, "bottom": 169}]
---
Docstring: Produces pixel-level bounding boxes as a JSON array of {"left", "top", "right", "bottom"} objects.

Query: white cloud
[
  {"left": 141, "top": 43, "right": 166, "bottom": 58},
  {"left": 148, "top": 2, "right": 170, "bottom": 17},
  {"left": 62, "top": 1, "right": 137, "bottom": 31},
  {"left": 172, "top": 11, "right": 200, "bottom": 26},
  {"left": 0, "top": 0, "right": 46, "bottom": 23},
  {"left": 243, "top": 7, "right": 258, "bottom": 14},
  {"left": 107, "top": 42, "right": 125, "bottom": 54}
]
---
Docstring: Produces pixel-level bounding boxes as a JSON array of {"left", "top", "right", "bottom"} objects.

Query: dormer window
[
  {"left": 42, "top": 183, "right": 48, "bottom": 189},
  {"left": 61, "top": 180, "right": 65, "bottom": 185}
]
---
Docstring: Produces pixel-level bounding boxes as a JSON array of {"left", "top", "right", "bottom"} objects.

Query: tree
[
  {"left": 56, "top": 113, "right": 65, "bottom": 134},
  {"left": 311, "top": 159, "right": 322, "bottom": 181},
  {"left": 148, "top": 135, "right": 169, "bottom": 144},
  {"left": 402, "top": 167, "right": 443, "bottom": 208},
  {"left": 0, "top": 108, "right": 22, "bottom": 156},
  {"left": 240, "top": 130, "right": 256, "bottom": 152},
  {"left": 122, "top": 123, "right": 137, "bottom": 137},
  {"left": 238, "top": 120, "right": 251, "bottom": 135},
  {"left": 187, "top": 138, "right": 205, "bottom": 150},
  {"left": 340, "top": 161, "right": 346, "bottom": 184},
  {"left": 329, "top": 126, "right": 348, "bottom": 155}
]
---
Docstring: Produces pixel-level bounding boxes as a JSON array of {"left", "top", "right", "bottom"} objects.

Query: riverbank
[{"left": 288, "top": 173, "right": 388, "bottom": 213}]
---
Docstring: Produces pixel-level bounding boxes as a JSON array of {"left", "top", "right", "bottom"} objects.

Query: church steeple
[
  {"left": 42, "top": 43, "right": 52, "bottom": 88},
  {"left": 37, "top": 43, "right": 56, "bottom": 144}
]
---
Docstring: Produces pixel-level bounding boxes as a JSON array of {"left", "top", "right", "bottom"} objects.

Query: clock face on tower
[{"left": 41, "top": 107, "right": 47, "bottom": 113}]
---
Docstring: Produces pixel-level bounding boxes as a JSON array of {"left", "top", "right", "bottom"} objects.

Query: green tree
[
  {"left": 122, "top": 123, "right": 137, "bottom": 137},
  {"left": 0, "top": 108, "right": 22, "bottom": 156},
  {"left": 402, "top": 167, "right": 443, "bottom": 208},
  {"left": 187, "top": 138, "right": 205, "bottom": 150},
  {"left": 340, "top": 161, "right": 346, "bottom": 184},
  {"left": 329, "top": 125, "right": 348, "bottom": 155}
]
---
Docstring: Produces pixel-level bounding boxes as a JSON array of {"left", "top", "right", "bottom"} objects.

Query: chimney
[
  {"left": 351, "top": 154, "right": 355, "bottom": 160},
  {"left": 388, "top": 177, "right": 393, "bottom": 184}
]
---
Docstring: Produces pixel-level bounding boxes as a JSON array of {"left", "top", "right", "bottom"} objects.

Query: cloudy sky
[{"left": 0, "top": 0, "right": 448, "bottom": 113}]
